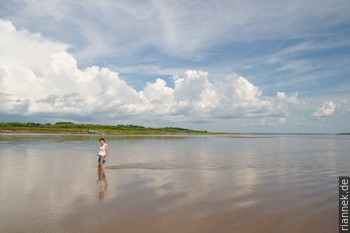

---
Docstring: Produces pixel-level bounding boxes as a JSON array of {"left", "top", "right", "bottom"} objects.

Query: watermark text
[{"left": 340, "top": 176, "right": 349, "bottom": 233}]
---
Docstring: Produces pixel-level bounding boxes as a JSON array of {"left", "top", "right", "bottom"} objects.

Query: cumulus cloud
[
  {"left": 312, "top": 101, "right": 336, "bottom": 120},
  {"left": 0, "top": 19, "right": 301, "bottom": 122}
]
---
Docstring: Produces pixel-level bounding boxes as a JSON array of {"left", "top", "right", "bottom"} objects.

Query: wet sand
[{"left": 0, "top": 134, "right": 347, "bottom": 233}]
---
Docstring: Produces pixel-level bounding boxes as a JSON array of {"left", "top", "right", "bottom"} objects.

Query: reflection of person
[
  {"left": 97, "top": 138, "right": 108, "bottom": 175},
  {"left": 97, "top": 172, "right": 108, "bottom": 200}
]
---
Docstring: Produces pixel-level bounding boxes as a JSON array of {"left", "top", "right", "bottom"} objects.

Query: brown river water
[{"left": 0, "top": 134, "right": 348, "bottom": 233}]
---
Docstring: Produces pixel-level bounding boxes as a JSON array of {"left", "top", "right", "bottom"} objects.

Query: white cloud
[
  {"left": 296, "top": 117, "right": 313, "bottom": 127},
  {"left": 260, "top": 117, "right": 286, "bottom": 127},
  {"left": 0, "top": 19, "right": 302, "bottom": 122},
  {"left": 0, "top": 19, "right": 69, "bottom": 69},
  {"left": 278, "top": 117, "right": 286, "bottom": 125},
  {"left": 312, "top": 101, "right": 336, "bottom": 120}
]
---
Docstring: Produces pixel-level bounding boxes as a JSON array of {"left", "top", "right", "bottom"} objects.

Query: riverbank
[{"left": 0, "top": 122, "right": 231, "bottom": 135}]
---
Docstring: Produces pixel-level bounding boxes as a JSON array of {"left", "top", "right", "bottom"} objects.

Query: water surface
[{"left": 0, "top": 134, "right": 348, "bottom": 233}]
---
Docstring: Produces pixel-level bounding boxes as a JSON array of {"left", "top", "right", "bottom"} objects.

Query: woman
[{"left": 97, "top": 138, "right": 108, "bottom": 174}]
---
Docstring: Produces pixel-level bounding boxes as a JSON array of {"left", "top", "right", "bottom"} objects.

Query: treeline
[{"left": 0, "top": 122, "right": 210, "bottom": 134}]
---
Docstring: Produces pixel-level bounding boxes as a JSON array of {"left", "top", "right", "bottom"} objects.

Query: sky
[{"left": 0, "top": 0, "right": 349, "bottom": 133}]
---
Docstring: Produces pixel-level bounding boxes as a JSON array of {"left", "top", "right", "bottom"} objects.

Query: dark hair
[{"left": 99, "top": 138, "right": 105, "bottom": 142}]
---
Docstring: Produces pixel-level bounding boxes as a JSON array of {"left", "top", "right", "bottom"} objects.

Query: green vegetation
[{"left": 0, "top": 122, "right": 228, "bottom": 135}]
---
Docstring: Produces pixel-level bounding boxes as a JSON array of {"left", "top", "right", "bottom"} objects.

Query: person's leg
[
  {"left": 100, "top": 158, "right": 105, "bottom": 172},
  {"left": 98, "top": 156, "right": 105, "bottom": 180},
  {"left": 98, "top": 164, "right": 104, "bottom": 180},
  {"left": 100, "top": 163, "right": 104, "bottom": 173}
]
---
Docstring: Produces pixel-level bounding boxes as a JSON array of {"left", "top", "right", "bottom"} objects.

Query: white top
[{"left": 98, "top": 144, "right": 107, "bottom": 156}]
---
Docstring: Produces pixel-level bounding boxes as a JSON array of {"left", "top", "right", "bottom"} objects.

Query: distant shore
[
  {"left": 1, "top": 132, "right": 263, "bottom": 138},
  {"left": 0, "top": 122, "right": 232, "bottom": 136},
  {"left": 1, "top": 122, "right": 346, "bottom": 136}
]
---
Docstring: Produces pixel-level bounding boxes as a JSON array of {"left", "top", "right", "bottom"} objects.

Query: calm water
[{"left": 0, "top": 134, "right": 348, "bottom": 233}]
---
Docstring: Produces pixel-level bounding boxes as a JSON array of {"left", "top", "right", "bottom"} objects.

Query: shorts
[{"left": 98, "top": 156, "right": 106, "bottom": 164}]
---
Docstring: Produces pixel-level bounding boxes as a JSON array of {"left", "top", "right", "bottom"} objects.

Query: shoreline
[
  {"left": 0, "top": 131, "right": 271, "bottom": 138},
  {"left": 0, "top": 131, "right": 342, "bottom": 137},
  {"left": 0, "top": 122, "right": 229, "bottom": 135},
  {"left": 0, "top": 131, "right": 342, "bottom": 136}
]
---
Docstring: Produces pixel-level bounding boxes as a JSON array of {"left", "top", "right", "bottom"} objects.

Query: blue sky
[{"left": 0, "top": 0, "right": 349, "bottom": 133}]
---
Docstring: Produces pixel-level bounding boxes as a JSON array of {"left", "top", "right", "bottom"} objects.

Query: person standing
[{"left": 97, "top": 138, "right": 108, "bottom": 177}]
